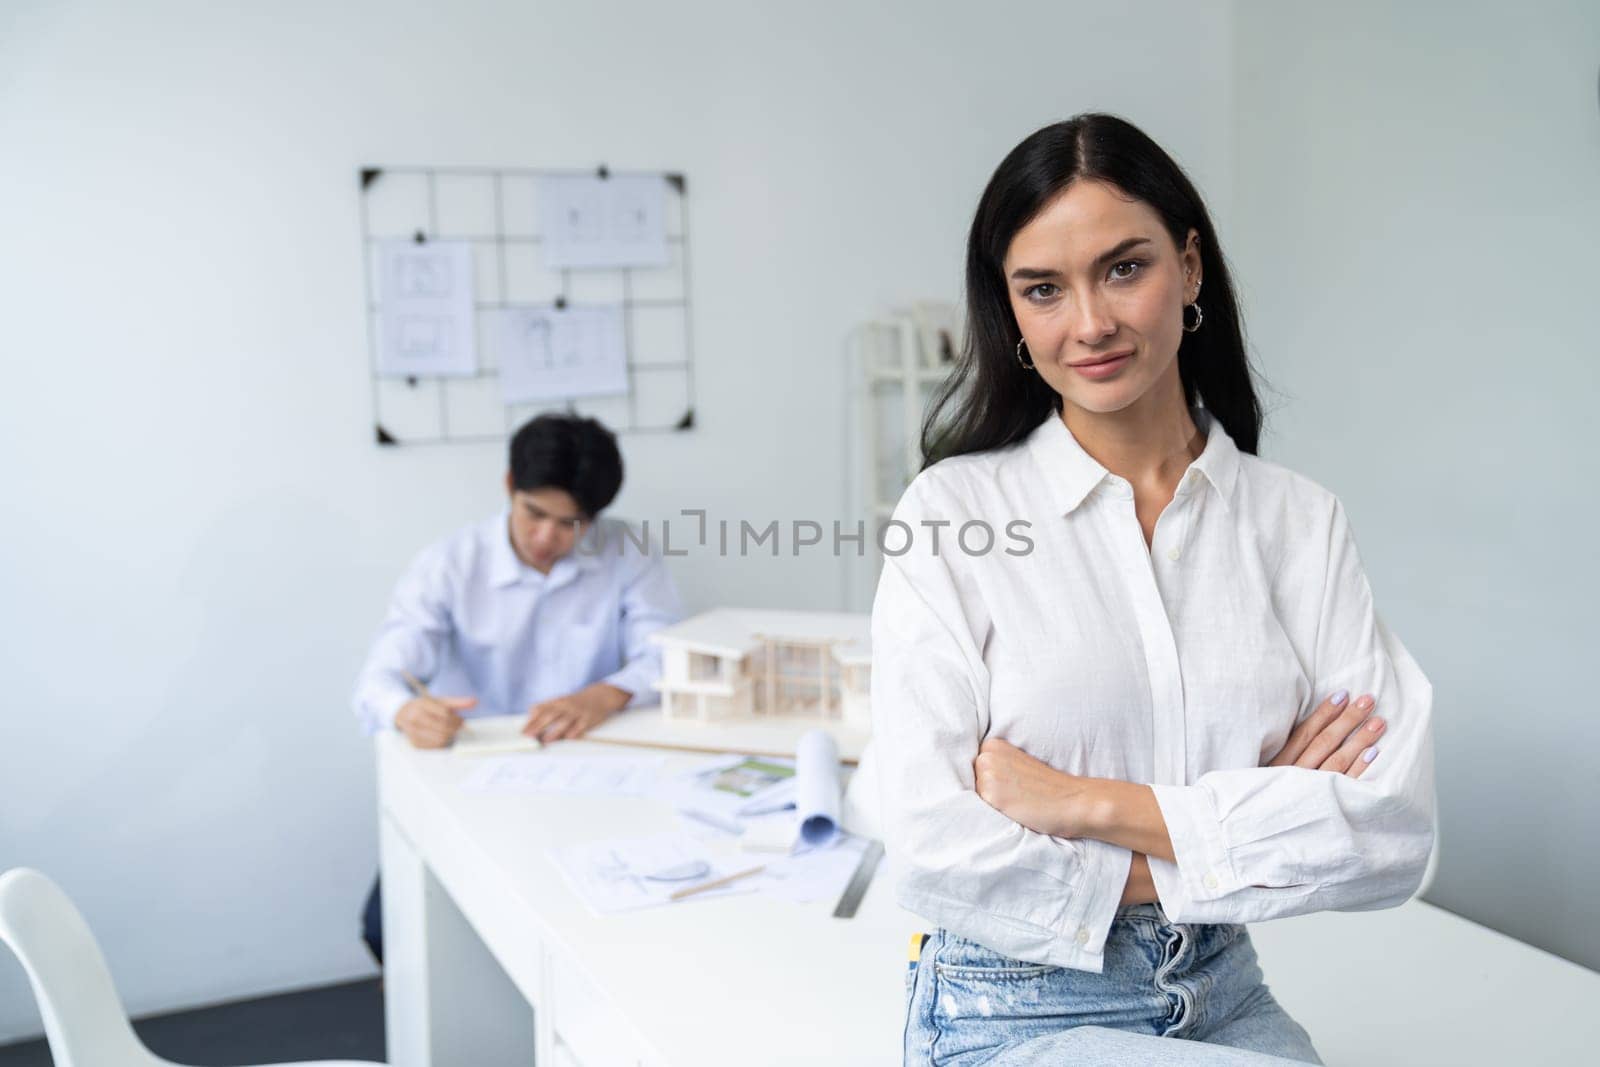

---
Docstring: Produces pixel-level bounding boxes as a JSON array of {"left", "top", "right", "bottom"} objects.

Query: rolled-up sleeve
[
  {"left": 873, "top": 476, "right": 1132, "bottom": 972},
  {"left": 600, "top": 548, "right": 682, "bottom": 706},
  {"left": 350, "top": 546, "right": 455, "bottom": 735},
  {"left": 1148, "top": 497, "right": 1436, "bottom": 923}
]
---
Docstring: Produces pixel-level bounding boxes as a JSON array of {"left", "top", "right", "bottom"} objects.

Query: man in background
[{"left": 351, "top": 412, "right": 682, "bottom": 960}]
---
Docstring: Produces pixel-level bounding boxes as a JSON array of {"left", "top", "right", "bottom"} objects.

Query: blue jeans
[{"left": 904, "top": 904, "right": 1322, "bottom": 1065}]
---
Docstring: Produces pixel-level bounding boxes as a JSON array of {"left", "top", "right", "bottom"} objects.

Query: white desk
[{"left": 378, "top": 725, "right": 1600, "bottom": 1066}]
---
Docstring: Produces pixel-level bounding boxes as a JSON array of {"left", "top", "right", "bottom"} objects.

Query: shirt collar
[
  {"left": 1025, "top": 406, "right": 1240, "bottom": 516},
  {"left": 489, "top": 512, "right": 611, "bottom": 589},
  {"left": 488, "top": 513, "right": 531, "bottom": 588},
  {"left": 1185, "top": 407, "right": 1241, "bottom": 511},
  {"left": 1025, "top": 410, "right": 1111, "bottom": 516}
]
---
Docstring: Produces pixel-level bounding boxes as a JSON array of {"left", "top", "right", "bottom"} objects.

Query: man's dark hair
[{"left": 508, "top": 414, "right": 624, "bottom": 518}]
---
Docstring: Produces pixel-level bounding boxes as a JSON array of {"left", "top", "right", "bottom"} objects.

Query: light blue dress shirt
[{"left": 352, "top": 511, "right": 683, "bottom": 733}]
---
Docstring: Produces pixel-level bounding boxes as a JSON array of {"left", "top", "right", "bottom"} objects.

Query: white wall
[
  {"left": 1231, "top": 1, "right": 1600, "bottom": 969},
  {"left": 0, "top": 0, "right": 1234, "bottom": 1037}
]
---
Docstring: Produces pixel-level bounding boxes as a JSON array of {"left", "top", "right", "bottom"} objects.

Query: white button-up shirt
[
  {"left": 871, "top": 408, "right": 1435, "bottom": 973},
  {"left": 352, "top": 512, "right": 682, "bottom": 734}
]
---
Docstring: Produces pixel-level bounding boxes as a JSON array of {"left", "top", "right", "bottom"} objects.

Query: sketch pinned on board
[
  {"left": 375, "top": 239, "right": 478, "bottom": 378},
  {"left": 537, "top": 174, "right": 670, "bottom": 270},
  {"left": 359, "top": 164, "right": 696, "bottom": 444},
  {"left": 486, "top": 305, "right": 630, "bottom": 404}
]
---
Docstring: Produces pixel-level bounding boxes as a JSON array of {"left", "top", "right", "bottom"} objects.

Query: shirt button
[
  {"left": 1167, "top": 548, "right": 1181, "bottom": 561},
  {"left": 1075, "top": 926, "right": 1090, "bottom": 946},
  {"left": 1203, "top": 872, "right": 1220, "bottom": 890}
]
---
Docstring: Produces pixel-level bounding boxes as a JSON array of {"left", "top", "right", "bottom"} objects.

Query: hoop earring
[
  {"left": 1015, "top": 337, "right": 1035, "bottom": 370},
  {"left": 1183, "top": 302, "right": 1204, "bottom": 333}
]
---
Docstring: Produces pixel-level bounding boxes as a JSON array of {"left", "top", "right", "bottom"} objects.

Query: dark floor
[{"left": 0, "top": 978, "right": 386, "bottom": 1066}]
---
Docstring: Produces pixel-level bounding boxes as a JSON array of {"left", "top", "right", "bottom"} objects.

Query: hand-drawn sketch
[
  {"left": 375, "top": 239, "right": 477, "bottom": 378},
  {"left": 397, "top": 316, "right": 449, "bottom": 358},
  {"left": 394, "top": 251, "right": 454, "bottom": 298},
  {"left": 360, "top": 166, "right": 696, "bottom": 442},
  {"left": 487, "top": 305, "right": 629, "bottom": 404},
  {"left": 538, "top": 174, "right": 670, "bottom": 270}
]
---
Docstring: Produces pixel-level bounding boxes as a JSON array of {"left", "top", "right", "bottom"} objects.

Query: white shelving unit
[{"left": 841, "top": 302, "right": 959, "bottom": 611}]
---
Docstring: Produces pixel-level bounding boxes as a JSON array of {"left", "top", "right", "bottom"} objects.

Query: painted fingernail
[
  {"left": 1367, "top": 718, "right": 1384, "bottom": 732},
  {"left": 1330, "top": 689, "right": 1349, "bottom": 706},
  {"left": 1362, "top": 746, "right": 1379, "bottom": 763}
]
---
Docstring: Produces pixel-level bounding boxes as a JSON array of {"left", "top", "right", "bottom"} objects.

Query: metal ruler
[{"left": 831, "top": 839, "right": 885, "bottom": 919}]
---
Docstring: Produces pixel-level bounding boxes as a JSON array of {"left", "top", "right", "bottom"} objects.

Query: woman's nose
[{"left": 1070, "top": 292, "right": 1117, "bottom": 344}]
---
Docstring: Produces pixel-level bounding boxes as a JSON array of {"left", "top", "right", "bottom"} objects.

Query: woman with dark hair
[{"left": 872, "top": 114, "right": 1434, "bottom": 1064}]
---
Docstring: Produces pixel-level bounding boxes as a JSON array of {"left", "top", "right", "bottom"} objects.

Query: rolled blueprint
[{"left": 796, "top": 729, "right": 842, "bottom": 847}]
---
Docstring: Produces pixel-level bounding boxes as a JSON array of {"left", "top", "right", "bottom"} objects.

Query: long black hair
[{"left": 922, "top": 113, "right": 1261, "bottom": 468}]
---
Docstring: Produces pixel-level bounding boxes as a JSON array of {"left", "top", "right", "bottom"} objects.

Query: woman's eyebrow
[{"left": 1008, "top": 236, "right": 1154, "bottom": 281}]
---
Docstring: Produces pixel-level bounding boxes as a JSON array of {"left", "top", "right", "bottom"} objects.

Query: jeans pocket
[
  {"left": 932, "top": 933, "right": 1058, "bottom": 979},
  {"left": 929, "top": 936, "right": 1061, "bottom": 1033},
  {"left": 924, "top": 959, "right": 1063, "bottom": 1065},
  {"left": 933, "top": 960, "right": 1057, "bottom": 982}
]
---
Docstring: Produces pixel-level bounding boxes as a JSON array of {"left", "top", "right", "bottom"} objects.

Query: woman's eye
[
  {"left": 1109, "top": 260, "right": 1144, "bottom": 281},
  {"left": 1024, "top": 283, "right": 1059, "bottom": 302}
]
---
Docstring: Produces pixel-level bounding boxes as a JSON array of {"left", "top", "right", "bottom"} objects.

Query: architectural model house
[{"left": 651, "top": 609, "right": 872, "bottom": 730}]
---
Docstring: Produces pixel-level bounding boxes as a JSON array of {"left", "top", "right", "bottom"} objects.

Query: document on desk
[
  {"left": 549, "top": 832, "right": 757, "bottom": 915},
  {"left": 659, "top": 754, "right": 798, "bottom": 833},
  {"left": 753, "top": 832, "right": 873, "bottom": 905},
  {"left": 459, "top": 753, "right": 663, "bottom": 797}
]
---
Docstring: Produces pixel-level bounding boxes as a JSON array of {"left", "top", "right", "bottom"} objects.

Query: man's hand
[
  {"left": 1267, "top": 690, "right": 1385, "bottom": 778},
  {"left": 522, "top": 683, "right": 631, "bottom": 743},
  {"left": 396, "top": 694, "right": 475, "bottom": 749}
]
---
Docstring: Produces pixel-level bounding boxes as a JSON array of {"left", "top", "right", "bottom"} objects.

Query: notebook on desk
[{"left": 453, "top": 713, "right": 544, "bottom": 757}]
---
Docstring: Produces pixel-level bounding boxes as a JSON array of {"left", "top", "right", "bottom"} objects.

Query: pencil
[
  {"left": 400, "top": 670, "right": 431, "bottom": 699},
  {"left": 668, "top": 865, "right": 765, "bottom": 902}
]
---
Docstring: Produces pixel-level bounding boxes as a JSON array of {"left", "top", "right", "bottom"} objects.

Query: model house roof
[{"left": 650, "top": 608, "right": 872, "bottom": 661}]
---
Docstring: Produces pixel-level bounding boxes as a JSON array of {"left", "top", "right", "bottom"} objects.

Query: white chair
[{"left": 0, "top": 868, "right": 384, "bottom": 1067}]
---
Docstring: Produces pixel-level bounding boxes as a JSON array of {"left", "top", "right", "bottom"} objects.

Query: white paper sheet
[
  {"left": 752, "top": 833, "right": 871, "bottom": 905},
  {"left": 458, "top": 752, "right": 662, "bottom": 797},
  {"left": 537, "top": 174, "right": 669, "bottom": 270},
  {"left": 376, "top": 240, "right": 478, "bottom": 377},
  {"left": 451, "top": 714, "right": 543, "bottom": 758},
  {"left": 487, "top": 305, "right": 629, "bottom": 403},
  {"left": 549, "top": 832, "right": 758, "bottom": 915}
]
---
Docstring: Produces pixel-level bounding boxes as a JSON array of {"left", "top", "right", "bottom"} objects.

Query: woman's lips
[{"left": 1069, "top": 352, "right": 1133, "bottom": 380}]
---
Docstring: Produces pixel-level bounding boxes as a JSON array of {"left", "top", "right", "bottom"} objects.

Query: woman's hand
[
  {"left": 973, "top": 737, "right": 1094, "bottom": 839},
  {"left": 974, "top": 738, "right": 1174, "bottom": 860},
  {"left": 1267, "top": 690, "right": 1385, "bottom": 778}
]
